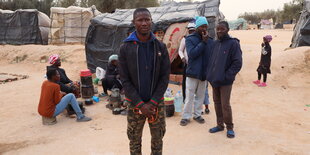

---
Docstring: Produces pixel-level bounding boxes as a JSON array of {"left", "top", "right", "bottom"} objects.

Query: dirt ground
[{"left": 0, "top": 29, "right": 309, "bottom": 155}]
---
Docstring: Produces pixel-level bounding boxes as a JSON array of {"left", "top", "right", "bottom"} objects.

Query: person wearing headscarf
[
  {"left": 99, "top": 54, "right": 122, "bottom": 97},
  {"left": 253, "top": 35, "right": 272, "bottom": 87},
  {"left": 47, "top": 54, "right": 79, "bottom": 95}
]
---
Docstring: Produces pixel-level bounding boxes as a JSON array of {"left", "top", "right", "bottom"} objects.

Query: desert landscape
[{"left": 0, "top": 29, "right": 309, "bottom": 155}]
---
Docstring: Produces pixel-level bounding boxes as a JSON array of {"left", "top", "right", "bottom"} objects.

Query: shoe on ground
[
  {"left": 77, "top": 116, "right": 92, "bottom": 122},
  {"left": 42, "top": 116, "right": 57, "bottom": 125},
  {"left": 193, "top": 116, "right": 205, "bottom": 124},
  {"left": 227, "top": 130, "right": 235, "bottom": 138},
  {"left": 209, "top": 126, "right": 224, "bottom": 133},
  {"left": 99, "top": 93, "right": 108, "bottom": 97},
  {"left": 258, "top": 82, "right": 267, "bottom": 87},
  {"left": 180, "top": 119, "right": 190, "bottom": 126},
  {"left": 205, "top": 109, "right": 210, "bottom": 114},
  {"left": 252, "top": 80, "right": 261, "bottom": 85}
]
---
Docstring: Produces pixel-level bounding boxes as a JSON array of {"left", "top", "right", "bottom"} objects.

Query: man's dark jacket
[
  {"left": 47, "top": 66, "right": 73, "bottom": 93},
  {"left": 185, "top": 32, "right": 214, "bottom": 81},
  {"left": 119, "top": 32, "right": 170, "bottom": 109},
  {"left": 207, "top": 35, "right": 243, "bottom": 87}
]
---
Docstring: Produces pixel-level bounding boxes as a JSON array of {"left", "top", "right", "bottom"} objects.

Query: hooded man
[
  {"left": 207, "top": 21, "right": 242, "bottom": 138},
  {"left": 180, "top": 16, "right": 214, "bottom": 126},
  {"left": 119, "top": 8, "right": 170, "bottom": 155}
]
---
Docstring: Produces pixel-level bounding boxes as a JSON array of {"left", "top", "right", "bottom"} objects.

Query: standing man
[
  {"left": 207, "top": 21, "right": 242, "bottom": 138},
  {"left": 119, "top": 8, "right": 170, "bottom": 155},
  {"left": 180, "top": 16, "right": 214, "bottom": 126},
  {"left": 178, "top": 22, "right": 196, "bottom": 102}
]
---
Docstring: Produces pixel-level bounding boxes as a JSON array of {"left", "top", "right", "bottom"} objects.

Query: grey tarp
[
  {"left": 85, "top": 0, "right": 222, "bottom": 72},
  {"left": 291, "top": 0, "right": 310, "bottom": 47},
  {"left": 0, "top": 9, "right": 50, "bottom": 45}
]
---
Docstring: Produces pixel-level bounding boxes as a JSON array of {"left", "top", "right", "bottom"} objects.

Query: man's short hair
[
  {"left": 133, "top": 8, "right": 151, "bottom": 19},
  {"left": 218, "top": 21, "right": 230, "bottom": 30},
  {"left": 46, "top": 69, "right": 57, "bottom": 80}
]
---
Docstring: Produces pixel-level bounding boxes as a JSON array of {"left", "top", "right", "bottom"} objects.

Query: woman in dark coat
[{"left": 253, "top": 35, "right": 272, "bottom": 87}]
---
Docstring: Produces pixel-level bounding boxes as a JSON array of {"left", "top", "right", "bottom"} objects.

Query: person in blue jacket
[
  {"left": 207, "top": 21, "right": 242, "bottom": 138},
  {"left": 180, "top": 16, "right": 214, "bottom": 126}
]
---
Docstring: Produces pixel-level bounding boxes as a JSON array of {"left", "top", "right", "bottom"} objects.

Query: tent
[
  {"left": 228, "top": 18, "right": 247, "bottom": 30},
  {"left": 291, "top": 0, "right": 310, "bottom": 47},
  {"left": 85, "top": 0, "right": 223, "bottom": 72},
  {"left": 0, "top": 9, "right": 50, "bottom": 45},
  {"left": 260, "top": 19, "right": 273, "bottom": 29},
  {"left": 49, "top": 6, "right": 101, "bottom": 44}
]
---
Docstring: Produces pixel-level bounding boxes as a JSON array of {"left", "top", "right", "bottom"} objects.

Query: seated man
[
  {"left": 47, "top": 54, "right": 80, "bottom": 97},
  {"left": 99, "top": 54, "right": 123, "bottom": 97},
  {"left": 38, "top": 69, "right": 91, "bottom": 125}
]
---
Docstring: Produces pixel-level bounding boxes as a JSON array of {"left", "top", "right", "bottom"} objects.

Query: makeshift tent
[
  {"left": 260, "top": 19, "right": 273, "bottom": 29},
  {"left": 49, "top": 6, "right": 101, "bottom": 44},
  {"left": 291, "top": 0, "right": 310, "bottom": 47},
  {"left": 228, "top": 18, "right": 247, "bottom": 30},
  {"left": 85, "top": 0, "right": 223, "bottom": 72},
  {"left": 0, "top": 9, "right": 50, "bottom": 45}
]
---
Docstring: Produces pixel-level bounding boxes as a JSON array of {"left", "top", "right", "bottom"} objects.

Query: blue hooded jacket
[
  {"left": 185, "top": 32, "right": 214, "bottom": 81},
  {"left": 207, "top": 35, "right": 243, "bottom": 87}
]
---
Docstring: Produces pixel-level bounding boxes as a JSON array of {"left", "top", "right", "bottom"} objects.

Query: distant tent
[
  {"left": 49, "top": 6, "right": 101, "bottom": 44},
  {"left": 0, "top": 9, "right": 50, "bottom": 45},
  {"left": 228, "top": 18, "right": 247, "bottom": 30},
  {"left": 85, "top": 0, "right": 223, "bottom": 72},
  {"left": 291, "top": 0, "right": 310, "bottom": 47},
  {"left": 260, "top": 19, "right": 273, "bottom": 29}
]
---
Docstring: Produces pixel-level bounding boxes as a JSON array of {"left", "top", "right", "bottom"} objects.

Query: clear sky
[{"left": 173, "top": 0, "right": 293, "bottom": 20}]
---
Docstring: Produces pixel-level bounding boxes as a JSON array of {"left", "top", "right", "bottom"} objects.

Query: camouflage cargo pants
[{"left": 127, "top": 103, "right": 166, "bottom": 155}]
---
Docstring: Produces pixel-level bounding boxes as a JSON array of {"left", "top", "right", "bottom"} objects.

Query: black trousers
[
  {"left": 102, "top": 78, "right": 122, "bottom": 94},
  {"left": 258, "top": 73, "right": 267, "bottom": 82}
]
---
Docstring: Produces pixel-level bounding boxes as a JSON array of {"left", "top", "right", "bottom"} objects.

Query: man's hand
[
  {"left": 140, "top": 103, "right": 156, "bottom": 119},
  {"left": 202, "top": 31, "right": 209, "bottom": 42}
]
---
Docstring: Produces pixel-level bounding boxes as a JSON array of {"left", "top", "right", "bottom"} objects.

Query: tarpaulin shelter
[
  {"left": 49, "top": 6, "right": 101, "bottom": 44},
  {"left": 291, "top": 0, "right": 310, "bottom": 47},
  {"left": 228, "top": 18, "right": 247, "bottom": 30},
  {"left": 85, "top": 0, "right": 223, "bottom": 72},
  {"left": 0, "top": 9, "right": 50, "bottom": 45}
]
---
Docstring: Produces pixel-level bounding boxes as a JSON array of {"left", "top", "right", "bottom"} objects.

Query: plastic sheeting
[
  {"left": 291, "top": 0, "right": 310, "bottom": 47},
  {"left": 228, "top": 18, "right": 247, "bottom": 30},
  {"left": 49, "top": 6, "right": 101, "bottom": 44},
  {"left": 85, "top": 0, "right": 223, "bottom": 72},
  {"left": 0, "top": 9, "right": 50, "bottom": 45}
]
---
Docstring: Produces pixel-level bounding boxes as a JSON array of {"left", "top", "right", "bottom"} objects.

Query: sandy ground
[{"left": 0, "top": 30, "right": 309, "bottom": 155}]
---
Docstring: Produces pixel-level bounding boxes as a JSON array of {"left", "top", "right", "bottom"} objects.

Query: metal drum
[{"left": 80, "top": 69, "right": 94, "bottom": 105}]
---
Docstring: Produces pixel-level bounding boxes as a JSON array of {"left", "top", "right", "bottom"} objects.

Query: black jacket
[
  {"left": 119, "top": 32, "right": 170, "bottom": 108},
  {"left": 47, "top": 66, "right": 73, "bottom": 93},
  {"left": 207, "top": 35, "right": 243, "bottom": 87}
]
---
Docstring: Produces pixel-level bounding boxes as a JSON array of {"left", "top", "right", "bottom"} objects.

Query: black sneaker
[
  {"left": 205, "top": 109, "right": 210, "bottom": 114},
  {"left": 180, "top": 119, "right": 190, "bottom": 126},
  {"left": 193, "top": 116, "right": 205, "bottom": 124}
]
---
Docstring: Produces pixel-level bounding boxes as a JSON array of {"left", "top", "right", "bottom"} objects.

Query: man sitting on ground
[
  {"left": 47, "top": 54, "right": 79, "bottom": 96},
  {"left": 99, "top": 54, "right": 123, "bottom": 97},
  {"left": 38, "top": 69, "right": 91, "bottom": 125}
]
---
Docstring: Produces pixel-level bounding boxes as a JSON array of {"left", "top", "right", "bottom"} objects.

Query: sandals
[
  {"left": 180, "top": 119, "right": 190, "bottom": 126},
  {"left": 193, "top": 116, "right": 205, "bottom": 124},
  {"left": 227, "top": 130, "right": 235, "bottom": 138},
  {"left": 209, "top": 126, "right": 224, "bottom": 133}
]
